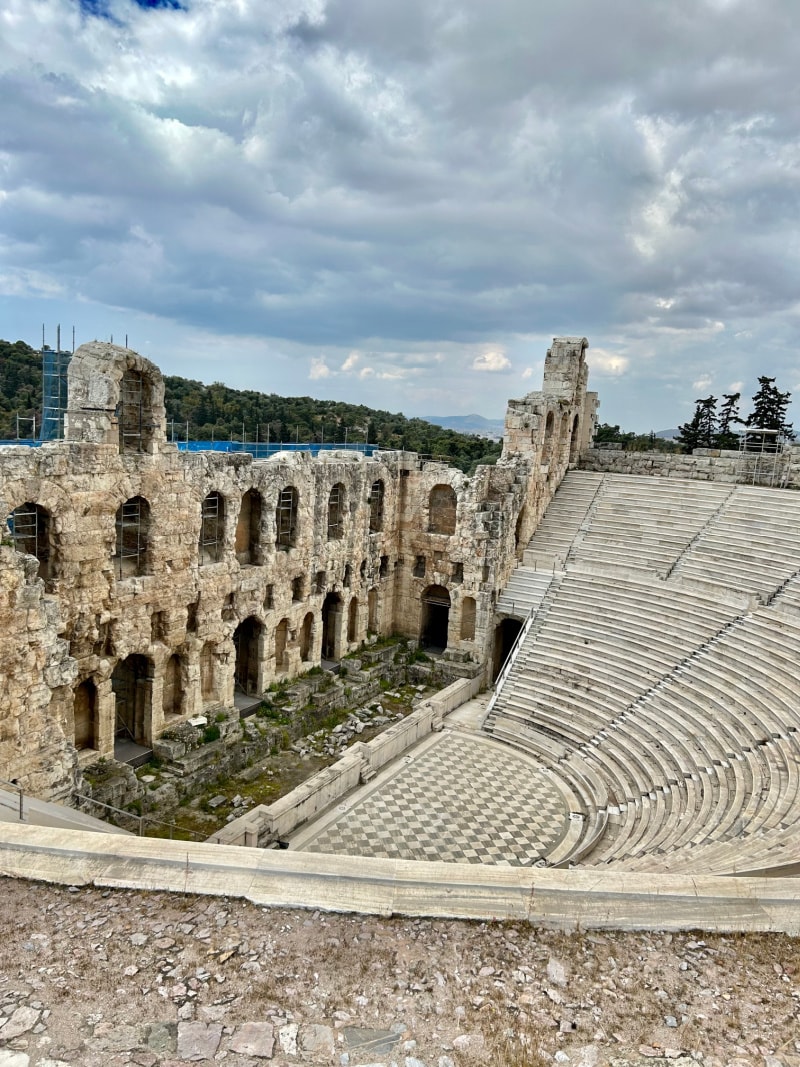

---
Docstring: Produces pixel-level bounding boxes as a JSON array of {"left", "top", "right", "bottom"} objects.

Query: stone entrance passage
[
  {"left": 233, "top": 617, "right": 263, "bottom": 695},
  {"left": 493, "top": 618, "right": 522, "bottom": 681},
  {"left": 112, "top": 654, "right": 152, "bottom": 746},
  {"left": 420, "top": 585, "right": 450, "bottom": 652},
  {"left": 321, "top": 592, "right": 342, "bottom": 660}
]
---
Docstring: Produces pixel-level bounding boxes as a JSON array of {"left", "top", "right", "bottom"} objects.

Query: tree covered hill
[{"left": 0, "top": 339, "right": 502, "bottom": 473}]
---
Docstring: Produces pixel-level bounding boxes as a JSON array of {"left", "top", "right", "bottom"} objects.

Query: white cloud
[
  {"left": 309, "top": 357, "right": 332, "bottom": 380},
  {"left": 521, "top": 367, "right": 534, "bottom": 379},
  {"left": 473, "top": 349, "right": 512, "bottom": 373},
  {"left": 692, "top": 374, "right": 713, "bottom": 391},
  {"left": 341, "top": 351, "right": 360, "bottom": 372},
  {"left": 586, "top": 348, "right": 629, "bottom": 377}
]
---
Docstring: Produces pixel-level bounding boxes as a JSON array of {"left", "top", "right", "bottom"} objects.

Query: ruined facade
[{"left": 0, "top": 338, "right": 596, "bottom": 800}]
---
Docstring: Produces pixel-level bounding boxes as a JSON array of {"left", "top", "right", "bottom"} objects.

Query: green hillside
[{"left": 0, "top": 340, "right": 502, "bottom": 473}]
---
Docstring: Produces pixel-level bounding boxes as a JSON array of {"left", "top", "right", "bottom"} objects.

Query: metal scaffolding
[
  {"left": 736, "top": 428, "right": 789, "bottom": 488},
  {"left": 115, "top": 497, "right": 148, "bottom": 579},
  {"left": 40, "top": 346, "right": 71, "bottom": 442}
]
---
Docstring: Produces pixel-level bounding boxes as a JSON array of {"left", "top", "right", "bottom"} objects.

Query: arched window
[
  {"left": 327, "top": 483, "right": 345, "bottom": 540},
  {"left": 347, "top": 597, "right": 358, "bottom": 643},
  {"left": 7, "top": 502, "right": 55, "bottom": 585},
  {"left": 199, "top": 492, "right": 225, "bottom": 564},
  {"left": 428, "top": 485, "right": 457, "bottom": 535},
  {"left": 73, "top": 678, "right": 98, "bottom": 750},
  {"left": 235, "top": 489, "right": 263, "bottom": 565},
  {"left": 542, "top": 411, "right": 555, "bottom": 465},
  {"left": 369, "top": 480, "right": 385, "bottom": 532},
  {"left": 274, "top": 618, "right": 289, "bottom": 672},
  {"left": 114, "top": 496, "right": 151, "bottom": 579},
  {"left": 300, "top": 612, "right": 314, "bottom": 662},
  {"left": 276, "top": 486, "right": 299, "bottom": 549},
  {"left": 118, "top": 368, "right": 156, "bottom": 453},
  {"left": 570, "top": 415, "right": 581, "bottom": 463},
  {"left": 460, "top": 596, "right": 477, "bottom": 641},
  {"left": 162, "top": 654, "right": 183, "bottom": 721}
]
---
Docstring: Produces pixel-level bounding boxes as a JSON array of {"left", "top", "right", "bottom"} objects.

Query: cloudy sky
[{"left": 2, "top": 0, "right": 800, "bottom": 430}]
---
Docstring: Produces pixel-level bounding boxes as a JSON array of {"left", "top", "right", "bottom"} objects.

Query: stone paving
[{"left": 293, "top": 728, "right": 570, "bottom": 866}]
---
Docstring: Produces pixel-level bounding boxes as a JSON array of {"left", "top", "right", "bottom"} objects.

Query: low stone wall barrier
[{"left": 210, "top": 675, "right": 482, "bottom": 848}]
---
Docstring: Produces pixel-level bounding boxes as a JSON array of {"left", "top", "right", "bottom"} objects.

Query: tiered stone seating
[
  {"left": 523, "top": 470, "right": 604, "bottom": 568},
  {"left": 488, "top": 470, "right": 800, "bottom": 876},
  {"left": 670, "top": 484, "right": 800, "bottom": 597},
  {"left": 496, "top": 568, "right": 554, "bottom": 620},
  {"left": 566, "top": 474, "right": 732, "bottom": 577}
]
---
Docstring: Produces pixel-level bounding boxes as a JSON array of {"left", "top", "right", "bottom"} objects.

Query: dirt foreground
[{"left": 0, "top": 875, "right": 799, "bottom": 1067}]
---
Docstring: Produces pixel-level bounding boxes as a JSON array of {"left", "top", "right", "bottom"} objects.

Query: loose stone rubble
[{"left": 1, "top": 878, "right": 799, "bottom": 1067}]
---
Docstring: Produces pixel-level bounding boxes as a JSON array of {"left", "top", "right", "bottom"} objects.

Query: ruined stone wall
[
  {"left": 580, "top": 444, "right": 800, "bottom": 486},
  {"left": 0, "top": 337, "right": 592, "bottom": 799}
]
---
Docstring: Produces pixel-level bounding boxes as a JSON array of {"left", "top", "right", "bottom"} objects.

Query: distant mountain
[
  {"left": 655, "top": 428, "right": 680, "bottom": 440},
  {"left": 421, "top": 413, "right": 505, "bottom": 438}
]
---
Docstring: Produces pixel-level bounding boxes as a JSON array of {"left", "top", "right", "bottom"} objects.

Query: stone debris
[{"left": 0, "top": 878, "right": 798, "bottom": 1067}]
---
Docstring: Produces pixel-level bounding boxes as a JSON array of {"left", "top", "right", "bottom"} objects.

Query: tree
[
  {"left": 714, "top": 392, "right": 743, "bottom": 450},
  {"left": 677, "top": 395, "right": 717, "bottom": 452},
  {"left": 745, "top": 377, "right": 795, "bottom": 451}
]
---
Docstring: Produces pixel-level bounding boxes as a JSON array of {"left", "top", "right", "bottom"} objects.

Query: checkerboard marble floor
[{"left": 295, "top": 730, "right": 570, "bottom": 866}]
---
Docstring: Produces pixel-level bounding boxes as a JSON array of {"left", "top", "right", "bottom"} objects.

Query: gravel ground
[{"left": 1, "top": 875, "right": 799, "bottom": 1067}]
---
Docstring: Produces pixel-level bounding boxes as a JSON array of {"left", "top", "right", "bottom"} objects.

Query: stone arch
[
  {"left": 570, "top": 414, "right": 581, "bottom": 463},
  {"left": 300, "top": 612, "right": 314, "bottom": 662},
  {"left": 542, "top": 411, "right": 555, "bottom": 465},
  {"left": 235, "top": 488, "right": 264, "bottom": 565},
  {"left": 368, "top": 587, "right": 379, "bottom": 633},
  {"left": 428, "top": 485, "right": 457, "bottom": 535},
  {"left": 114, "top": 496, "right": 152, "bottom": 579},
  {"left": 233, "top": 616, "right": 263, "bottom": 695},
  {"left": 7, "top": 502, "right": 57, "bottom": 587},
  {"left": 327, "top": 482, "right": 346, "bottom": 540},
  {"left": 321, "top": 591, "right": 343, "bottom": 660},
  {"left": 460, "top": 596, "right": 477, "bottom": 641},
  {"left": 369, "top": 479, "right": 385, "bottom": 532},
  {"left": 112, "top": 653, "right": 153, "bottom": 746},
  {"left": 199, "top": 491, "right": 225, "bottom": 565},
  {"left": 73, "top": 677, "right": 98, "bottom": 750},
  {"left": 276, "top": 485, "right": 299, "bottom": 549},
  {"left": 347, "top": 596, "right": 358, "bottom": 644},
  {"left": 119, "top": 367, "right": 157, "bottom": 453},
  {"left": 162, "top": 653, "right": 184, "bottom": 721},
  {"left": 274, "top": 617, "right": 289, "bottom": 672},
  {"left": 420, "top": 585, "right": 450, "bottom": 652}
]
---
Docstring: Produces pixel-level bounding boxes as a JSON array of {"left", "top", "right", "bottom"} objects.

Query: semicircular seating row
[{"left": 486, "top": 471, "right": 800, "bottom": 875}]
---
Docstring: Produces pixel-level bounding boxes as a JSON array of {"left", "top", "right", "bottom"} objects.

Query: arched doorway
[
  {"left": 300, "top": 612, "right": 314, "bottom": 662},
  {"left": 460, "top": 596, "right": 477, "bottom": 641},
  {"left": 73, "top": 678, "right": 97, "bottom": 750},
  {"left": 274, "top": 618, "right": 289, "bottom": 673},
  {"left": 321, "top": 592, "right": 342, "bottom": 660},
  {"left": 420, "top": 585, "right": 450, "bottom": 652},
  {"left": 112, "top": 654, "right": 152, "bottom": 745},
  {"left": 347, "top": 597, "right": 358, "bottom": 644},
  {"left": 162, "top": 653, "right": 183, "bottom": 721},
  {"left": 493, "top": 619, "right": 523, "bottom": 681},
  {"left": 233, "top": 617, "right": 263, "bottom": 695},
  {"left": 235, "top": 489, "right": 263, "bottom": 565}
]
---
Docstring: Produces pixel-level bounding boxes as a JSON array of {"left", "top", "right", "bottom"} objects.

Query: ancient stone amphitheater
[{"left": 2, "top": 335, "right": 800, "bottom": 932}]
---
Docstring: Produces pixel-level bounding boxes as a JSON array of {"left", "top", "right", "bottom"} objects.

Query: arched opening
[
  {"left": 274, "top": 618, "right": 289, "bottom": 672},
  {"left": 234, "top": 616, "right": 263, "bottom": 695},
  {"left": 199, "top": 491, "right": 225, "bottom": 565},
  {"left": 114, "top": 496, "right": 151, "bottom": 579},
  {"left": 162, "top": 653, "right": 184, "bottom": 721},
  {"left": 428, "top": 485, "right": 457, "bottom": 535},
  {"left": 514, "top": 507, "right": 527, "bottom": 553},
  {"left": 420, "top": 585, "right": 450, "bottom": 652},
  {"left": 541, "top": 411, "right": 555, "bottom": 466},
  {"left": 327, "top": 483, "right": 345, "bottom": 540},
  {"left": 276, "top": 486, "right": 298, "bottom": 549},
  {"left": 7, "top": 502, "right": 56, "bottom": 586},
  {"left": 321, "top": 592, "right": 342, "bottom": 660},
  {"left": 369, "top": 479, "right": 385, "bottom": 532},
  {"left": 570, "top": 414, "right": 581, "bottom": 463},
  {"left": 118, "top": 368, "right": 156, "bottom": 453},
  {"left": 460, "top": 596, "right": 477, "bottom": 641},
  {"left": 343, "top": 563, "right": 352, "bottom": 588},
  {"left": 73, "top": 678, "right": 98, "bottom": 750},
  {"left": 200, "top": 643, "right": 218, "bottom": 704},
  {"left": 300, "top": 612, "right": 314, "bottom": 662},
  {"left": 235, "top": 489, "right": 263, "bottom": 565},
  {"left": 493, "top": 618, "right": 523, "bottom": 681},
  {"left": 347, "top": 597, "right": 358, "bottom": 644},
  {"left": 112, "top": 654, "right": 152, "bottom": 746},
  {"left": 368, "top": 588, "right": 379, "bottom": 633}
]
